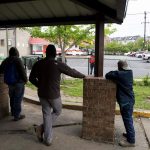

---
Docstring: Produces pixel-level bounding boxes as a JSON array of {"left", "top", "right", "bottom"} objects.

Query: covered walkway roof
[
  {"left": 0, "top": 0, "right": 128, "bottom": 76},
  {"left": 0, "top": 0, "right": 128, "bottom": 27}
]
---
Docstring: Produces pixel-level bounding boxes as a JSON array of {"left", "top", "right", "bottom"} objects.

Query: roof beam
[
  {"left": 0, "top": 16, "right": 97, "bottom": 28},
  {"left": 0, "top": 0, "right": 37, "bottom": 4},
  {"left": 71, "top": 0, "right": 117, "bottom": 19}
]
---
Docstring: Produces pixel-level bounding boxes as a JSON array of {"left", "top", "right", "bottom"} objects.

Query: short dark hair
[
  {"left": 46, "top": 44, "right": 56, "bottom": 58},
  {"left": 9, "top": 47, "right": 19, "bottom": 57},
  {"left": 118, "top": 60, "right": 129, "bottom": 70}
]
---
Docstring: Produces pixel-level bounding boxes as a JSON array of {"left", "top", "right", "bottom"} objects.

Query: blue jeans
[
  {"left": 120, "top": 103, "right": 135, "bottom": 143},
  {"left": 90, "top": 63, "right": 95, "bottom": 75},
  {"left": 9, "top": 83, "right": 25, "bottom": 119}
]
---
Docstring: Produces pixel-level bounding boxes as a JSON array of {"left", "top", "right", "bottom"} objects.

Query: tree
[
  {"left": 26, "top": 25, "right": 94, "bottom": 62},
  {"left": 24, "top": 25, "right": 115, "bottom": 80},
  {"left": 105, "top": 24, "right": 117, "bottom": 35},
  {"left": 134, "top": 38, "right": 144, "bottom": 51},
  {"left": 25, "top": 24, "right": 116, "bottom": 62},
  {"left": 105, "top": 41, "right": 130, "bottom": 54}
]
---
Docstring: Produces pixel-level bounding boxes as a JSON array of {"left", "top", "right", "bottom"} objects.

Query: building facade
[{"left": 0, "top": 28, "right": 31, "bottom": 57}]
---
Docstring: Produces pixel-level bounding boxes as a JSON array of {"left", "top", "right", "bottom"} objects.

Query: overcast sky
[{"left": 110, "top": 0, "right": 150, "bottom": 37}]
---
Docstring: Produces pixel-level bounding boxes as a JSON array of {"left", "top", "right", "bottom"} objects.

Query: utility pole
[
  {"left": 143, "top": 11, "right": 146, "bottom": 50},
  {"left": 142, "top": 11, "right": 150, "bottom": 50},
  {"left": 6, "top": 28, "right": 9, "bottom": 56}
]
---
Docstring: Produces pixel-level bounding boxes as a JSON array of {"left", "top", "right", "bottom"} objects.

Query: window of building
[
  {"left": 8, "top": 39, "right": 12, "bottom": 46},
  {"left": 32, "top": 45, "right": 43, "bottom": 54},
  {"left": 0, "top": 39, "right": 5, "bottom": 46}
]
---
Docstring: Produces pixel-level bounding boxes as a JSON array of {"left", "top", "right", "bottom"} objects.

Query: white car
[
  {"left": 143, "top": 53, "right": 150, "bottom": 62},
  {"left": 72, "top": 51, "right": 83, "bottom": 56},
  {"left": 135, "top": 52, "right": 144, "bottom": 58},
  {"left": 65, "top": 50, "right": 83, "bottom": 56},
  {"left": 124, "top": 52, "right": 131, "bottom": 56}
]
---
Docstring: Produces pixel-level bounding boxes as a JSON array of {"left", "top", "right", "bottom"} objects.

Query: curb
[
  {"left": 24, "top": 96, "right": 150, "bottom": 118},
  {"left": 24, "top": 96, "right": 83, "bottom": 110},
  {"left": 115, "top": 109, "right": 150, "bottom": 118}
]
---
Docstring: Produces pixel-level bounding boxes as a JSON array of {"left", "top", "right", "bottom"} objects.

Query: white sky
[{"left": 110, "top": 0, "right": 150, "bottom": 37}]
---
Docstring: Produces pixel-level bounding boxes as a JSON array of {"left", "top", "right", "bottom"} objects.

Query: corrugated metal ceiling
[
  {"left": 0, "top": 0, "right": 128, "bottom": 27},
  {"left": 0, "top": 0, "right": 93, "bottom": 20}
]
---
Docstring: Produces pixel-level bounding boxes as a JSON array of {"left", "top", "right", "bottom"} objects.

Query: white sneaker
[{"left": 44, "top": 140, "right": 52, "bottom": 146}]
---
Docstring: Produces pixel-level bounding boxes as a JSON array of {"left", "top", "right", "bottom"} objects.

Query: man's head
[
  {"left": 118, "top": 60, "right": 130, "bottom": 71},
  {"left": 9, "top": 47, "right": 19, "bottom": 57},
  {"left": 46, "top": 44, "right": 56, "bottom": 58}
]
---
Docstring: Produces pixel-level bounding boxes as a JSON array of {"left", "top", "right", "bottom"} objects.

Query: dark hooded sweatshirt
[
  {"left": 0, "top": 56, "right": 27, "bottom": 84},
  {"left": 105, "top": 70, "right": 135, "bottom": 108},
  {"left": 29, "top": 58, "right": 85, "bottom": 99}
]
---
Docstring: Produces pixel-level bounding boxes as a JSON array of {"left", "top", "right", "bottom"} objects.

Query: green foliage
[
  {"left": 60, "top": 79, "right": 83, "bottom": 97},
  {"left": 26, "top": 79, "right": 150, "bottom": 110},
  {"left": 24, "top": 24, "right": 116, "bottom": 52},
  {"left": 105, "top": 37, "right": 145, "bottom": 54},
  {"left": 105, "top": 41, "right": 129, "bottom": 54},
  {"left": 25, "top": 25, "right": 95, "bottom": 52},
  {"left": 134, "top": 85, "right": 150, "bottom": 110},
  {"left": 133, "top": 80, "right": 143, "bottom": 86},
  {"left": 134, "top": 76, "right": 150, "bottom": 86},
  {"left": 105, "top": 24, "right": 116, "bottom": 35},
  {"left": 26, "top": 82, "right": 37, "bottom": 90},
  {"left": 125, "top": 42, "right": 134, "bottom": 51},
  {"left": 142, "top": 75, "right": 150, "bottom": 86},
  {"left": 134, "top": 38, "right": 144, "bottom": 51},
  {"left": 60, "top": 79, "right": 150, "bottom": 110}
]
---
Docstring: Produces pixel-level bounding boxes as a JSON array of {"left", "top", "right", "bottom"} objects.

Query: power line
[
  {"left": 127, "top": 12, "right": 150, "bottom": 15},
  {"left": 127, "top": 13, "right": 143, "bottom": 15}
]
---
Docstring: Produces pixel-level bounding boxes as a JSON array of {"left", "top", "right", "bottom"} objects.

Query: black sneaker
[
  {"left": 14, "top": 114, "right": 25, "bottom": 121},
  {"left": 122, "top": 133, "right": 127, "bottom": 138},
  {"left": 34, "top": 125, "right": 43, "bottom": 142}
]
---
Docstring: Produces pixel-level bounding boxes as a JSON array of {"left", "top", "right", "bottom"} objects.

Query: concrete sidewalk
[
  {"left": 0, "top": 102, "right": 150, "bottom": 150},
  {"left": 24, "top": 87, "right": 150, "bottom": 117}
]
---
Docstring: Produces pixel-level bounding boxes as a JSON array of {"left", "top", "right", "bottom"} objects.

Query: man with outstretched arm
[{"left": 29, "top": 44, "right": 85, "bottom": 146}]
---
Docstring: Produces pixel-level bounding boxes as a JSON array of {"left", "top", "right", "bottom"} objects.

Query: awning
[{"left": 29, "top": 37, "right": 50, "bottom": 45}]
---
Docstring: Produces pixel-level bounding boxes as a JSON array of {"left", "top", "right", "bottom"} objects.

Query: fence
[{"left": 23, "top": 55, "right": 150, "bottom": 79}]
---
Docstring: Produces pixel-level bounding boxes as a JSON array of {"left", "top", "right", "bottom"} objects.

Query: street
[{"left": 66, "top": 55, "right": 150, "bottom": 78}]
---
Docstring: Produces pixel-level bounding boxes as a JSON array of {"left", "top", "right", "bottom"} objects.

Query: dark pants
[
  {"left": 120, "top": 104, "right": 135, "bottom": 143},
  {"left": 90, "top": 63, "right": 95, "bottom": 75},
  {"left": 9, "top": 83, "right": 25, "bottom": 119}
]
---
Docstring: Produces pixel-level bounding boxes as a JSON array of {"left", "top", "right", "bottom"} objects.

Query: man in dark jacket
[
  {"left": 29, "top": 44, "right": 85, "bottom": 146},
  {"left": 105, "top": 60, "right": 135, "bottom": 147},
  {"left": 0, "top": 47, "right": 27, "bottom": 121}
]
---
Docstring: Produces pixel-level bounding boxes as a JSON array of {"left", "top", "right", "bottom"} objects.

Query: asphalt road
[{"left": 66, "top": 55, "right": 150, "bottom": 78}]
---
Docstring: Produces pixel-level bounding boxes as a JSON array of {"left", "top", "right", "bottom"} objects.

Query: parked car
[
  {"left": 129, "top": 52, "right": 137, "bottom": 57},
  {"left": 143, "top": 53, "right": 150, "bottom": 62},
  {"left": 65, "top": 49, "right": 84, "bottom": 56},
  {"left": 124, "top": 52, "right": 131, "bottom": 56},
  {"left": 135, "top": 52, "right": 144, "bottom": 58}
]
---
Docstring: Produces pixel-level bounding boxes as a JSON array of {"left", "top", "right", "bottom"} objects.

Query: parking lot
[
  {"left": 24, "top": 55, "right": 150, "bottom": 79},
  {"left": 66, "top": 55, "right": 150, "bottom": 78}
]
